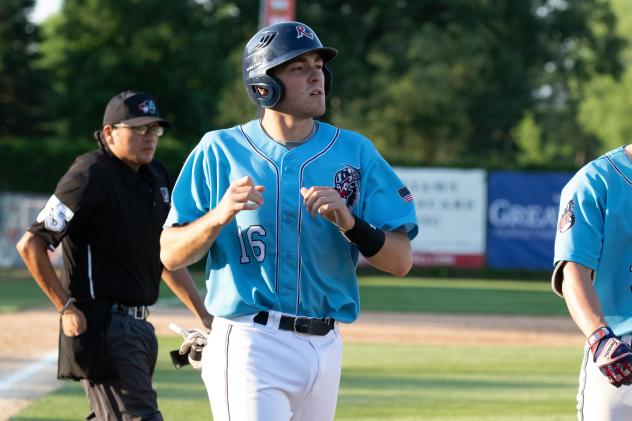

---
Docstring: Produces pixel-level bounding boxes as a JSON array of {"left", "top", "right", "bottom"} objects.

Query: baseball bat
[
  {"left": 168, "top": 322, "right": 189, "bottom": 338},
  {"left": 168, "top": 322, "right": 192, "bottom": 369}
]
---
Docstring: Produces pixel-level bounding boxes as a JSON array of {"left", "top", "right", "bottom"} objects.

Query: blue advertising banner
[{"left": 487, "top": 171, "right": 573, "bottom": 269}]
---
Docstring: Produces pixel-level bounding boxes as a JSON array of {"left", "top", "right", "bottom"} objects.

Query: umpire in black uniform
[{"left": 16, "top": 90, "right": 212, "bottom": 420}]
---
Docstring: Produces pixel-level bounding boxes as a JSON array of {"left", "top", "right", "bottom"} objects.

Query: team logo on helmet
[
  {"left": 558, "top": 199, "right": 576, "bottom": 233},
  {"left": 296, "top": 25, "right": 314, "bottom": 40},
  {"left": 138, "top": 100, "right": 156, "bottom": 115},
  {"left": 333, "top": 166, "right": 360, "bottom": 209}
]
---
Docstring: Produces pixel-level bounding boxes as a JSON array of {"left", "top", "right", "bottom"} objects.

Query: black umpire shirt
[{"left": 28, "top": 149, "right": 172, "bottom": 305}]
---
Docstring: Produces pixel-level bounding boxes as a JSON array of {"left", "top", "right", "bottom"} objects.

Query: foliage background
[{"left": 2, "top": 0, "right": 632, "bottom": 192}]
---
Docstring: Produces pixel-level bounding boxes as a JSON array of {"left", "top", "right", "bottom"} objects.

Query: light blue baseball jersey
[
  {"left": 553, "top": 146, "right": 632, "bottom": 336},
  {"left": 165, "top": 119, "right": 418, "bottom": 323}
]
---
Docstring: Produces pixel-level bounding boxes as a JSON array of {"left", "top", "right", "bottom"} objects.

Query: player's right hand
[
  {"left": 589, "top": 327, "right": 632, "bottom": 387},
  {"left": 61, "top": 304, "right": 87, "bottom": 336},
  {"left": 215, "top": 176, "right": 265, "bottom": 225}
]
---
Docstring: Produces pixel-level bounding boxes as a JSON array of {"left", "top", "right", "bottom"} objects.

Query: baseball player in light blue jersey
[
  {"left": 160, "top": 22, "right": 418, "bottom": 421},
  {"left": 552, "top": 144, "right": 632, "bottom": 419}
]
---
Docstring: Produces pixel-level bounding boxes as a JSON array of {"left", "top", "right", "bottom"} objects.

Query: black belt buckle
[{"left": 293, "top": 316, "right": 313, "bottom": 335}]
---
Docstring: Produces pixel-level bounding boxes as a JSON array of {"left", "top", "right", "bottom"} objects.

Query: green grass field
[
  {"left": 2, "top": 270, "right": 578, "bottom": 420},
  {"left": 11, "top": 337, "right": 580, "bottom": 421},
  {"left": 0, "top": 269, "right": 52, "bottom": 312},
  {"left": 357, "top": 276, "right": 567, "bottom": 315},
  {"left": 1, "top": 270, "right": 567, "bottom": 316}
]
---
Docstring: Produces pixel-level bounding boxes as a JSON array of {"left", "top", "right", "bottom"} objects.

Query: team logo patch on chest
[
  {"left": 333, "top": 166, "right": 360, "bottom": 208},
  {"left": 558, "top": 199, "right": 576, "bottom": 233}
]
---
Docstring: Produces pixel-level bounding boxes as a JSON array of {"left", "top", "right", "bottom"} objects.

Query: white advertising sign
[
  {"left": 395, "top": 168, "right": 487, "bottom": 267},
  {"left": 0, "top": 192, "right": 62, "bottom": 268}
]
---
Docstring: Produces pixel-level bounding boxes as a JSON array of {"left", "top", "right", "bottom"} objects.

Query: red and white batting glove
[{"left": 588, "top": 326, "right": 632, "bottom": 387}]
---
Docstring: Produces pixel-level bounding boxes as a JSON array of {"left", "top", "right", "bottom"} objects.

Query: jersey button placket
[{"left": 277, "top": 155, "right": 300, "bottom": 310}]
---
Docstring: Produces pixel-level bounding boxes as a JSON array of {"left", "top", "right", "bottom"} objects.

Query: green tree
[
  {"left": 512, "top": 111, "right": 559, "bottom": 166},
  {"left": 35, "top": 0, "right": 625, "bottom": 171},
  {"left": 0, "top": 0, "right": 47, "bottom": 136},
  {"left": 528, "top": 0, "right": 626, "bottom": 167},
  {"left": 578, "top": 0, "right": 632, "bottom": 154},
  {"left": 40, "top": 0, "right": 257, "bottom": 143},
  {"left": 294, "top": 0, "right": 624, "bottom": 168}
]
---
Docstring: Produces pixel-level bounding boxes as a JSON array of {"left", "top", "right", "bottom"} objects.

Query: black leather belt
[
  {"left": 112, "top": 304, "right": 149, "bottom": 320},
  {"left": 253, "top": 311, "right": 335, "bottom": 336}
]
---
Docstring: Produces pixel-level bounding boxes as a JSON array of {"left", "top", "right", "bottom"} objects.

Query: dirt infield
[
  {"left": 0, "top": 306, "right": 584, "bottom": 420},
  {"left": 153, "top": 308, "right": 584, "bottom": 347}
]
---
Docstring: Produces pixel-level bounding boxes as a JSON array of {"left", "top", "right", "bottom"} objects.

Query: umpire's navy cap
[{"left": 102, "top": 90, "right": 170, "bottom": 128}]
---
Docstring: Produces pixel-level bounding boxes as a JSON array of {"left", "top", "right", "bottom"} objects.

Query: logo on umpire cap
[
  {"left": 558, "top": 199, "right": 576, "bottom": 233},
  {"left": 138, "top": 100, "right": 157, "bottom": 115},
  {"left": 333, "top": 166, "right": 360, "bottom": 209}
]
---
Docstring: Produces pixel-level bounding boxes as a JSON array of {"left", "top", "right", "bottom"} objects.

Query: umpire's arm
[
  {"left": 161, "top": 267, "right": 213, "bottom": 330},
  {"left": 16, "top": 231, "right": 87, "bottom": 336}
]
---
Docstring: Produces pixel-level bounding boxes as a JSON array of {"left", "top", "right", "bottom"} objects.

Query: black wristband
[{"left": 342, "top": 216, "right": 386, "bottom": 257}]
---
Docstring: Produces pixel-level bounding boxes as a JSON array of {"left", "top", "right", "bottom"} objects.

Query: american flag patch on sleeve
[{"left": 398, "top": 187, "right": 413, "bottom": 203}]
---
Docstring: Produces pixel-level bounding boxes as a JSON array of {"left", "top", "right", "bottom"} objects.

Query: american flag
[{"left": 398, "top": 187, "right": 413, "bottom": 203}]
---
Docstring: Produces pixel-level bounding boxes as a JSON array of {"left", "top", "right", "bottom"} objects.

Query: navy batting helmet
[{"left": 242, "top": 21, "right": 338, "bottom": 108}]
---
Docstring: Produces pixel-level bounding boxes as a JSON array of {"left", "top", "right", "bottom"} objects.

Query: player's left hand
[
  {"left": 300, "top": 186, "right": 354, "bottom": 230},
  {"left": 590, "top": 328, "right": 632, "bottom": 387}
]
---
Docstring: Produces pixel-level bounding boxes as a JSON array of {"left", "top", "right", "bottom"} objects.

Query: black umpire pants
[{"left": 82, "top": 311, "right": 163, "bottom": 421}]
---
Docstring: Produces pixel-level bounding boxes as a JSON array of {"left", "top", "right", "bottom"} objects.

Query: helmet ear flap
[{"left": 247, "top": 75, "right": 284, "bottom": 108}]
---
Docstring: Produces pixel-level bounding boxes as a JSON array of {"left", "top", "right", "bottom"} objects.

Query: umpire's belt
[
  {"left": 112, "top": 304, "right": 149, "bottom": 320},
  {"left": 254, "top": 311, "right": 335, "bottom": 336}
]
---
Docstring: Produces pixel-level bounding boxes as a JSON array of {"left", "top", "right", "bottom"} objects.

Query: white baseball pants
[
  {"left": 201, "top": 311, "right": 343, "bottom": 421},
  {"left": 577, "top": 334, "right": 632, "bottom": 420}
]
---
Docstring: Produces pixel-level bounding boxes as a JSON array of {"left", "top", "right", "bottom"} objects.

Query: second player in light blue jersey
[
  {"left": 160, "top": 22, "right": 418, "bottom": 421},
  {"left": 552, "top": 145, "right": 632, "bottom": 420}
]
